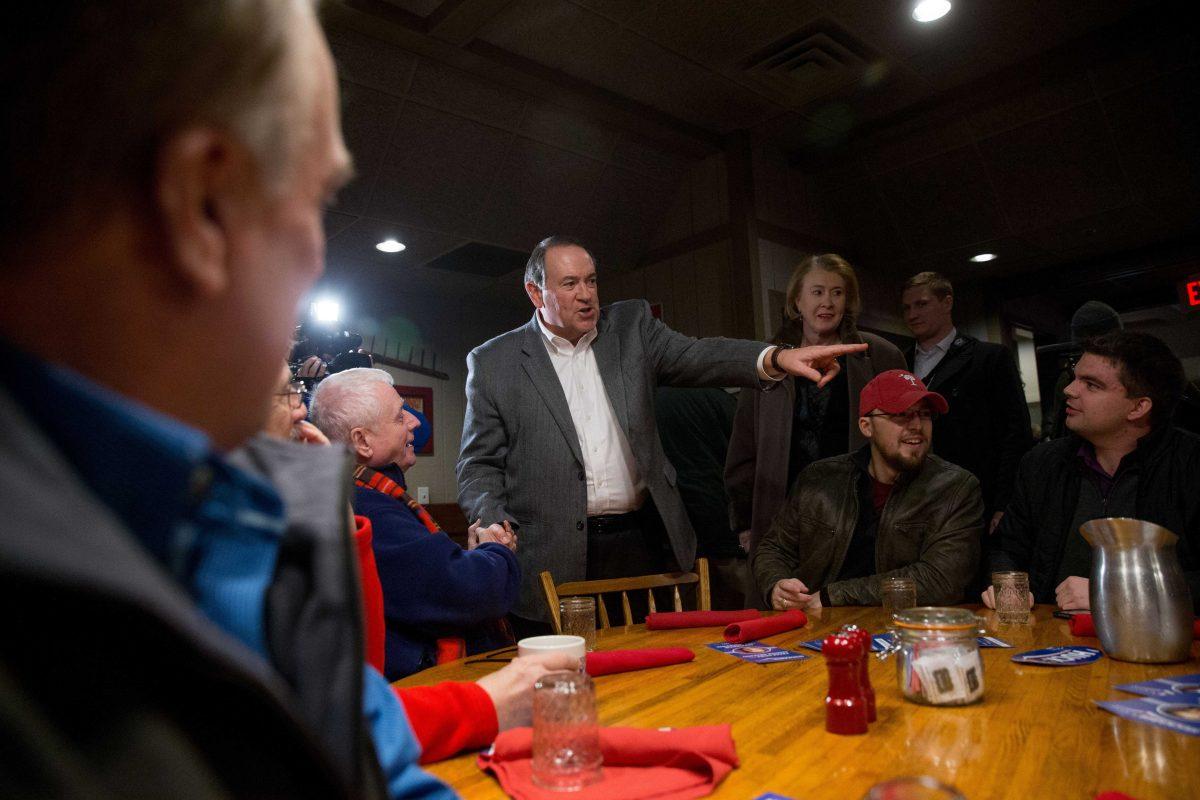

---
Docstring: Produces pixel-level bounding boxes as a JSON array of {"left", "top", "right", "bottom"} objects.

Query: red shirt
[{"left": 871, "top": 477, "right": 893, "bottom": 515}]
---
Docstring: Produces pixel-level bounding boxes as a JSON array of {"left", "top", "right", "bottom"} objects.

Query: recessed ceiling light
[
  {"left": 376, "top": 238, "right": 406, "bottom": 253},
  {"left": 913, "top": 0, "right": 952, "bottom": 23},
  {"left": 970, "top": 252, "right": 997, "bottom": 263}
]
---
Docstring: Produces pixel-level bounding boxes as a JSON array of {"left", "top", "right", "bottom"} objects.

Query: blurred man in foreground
[
  {"left": 754, "top": 370, "right": 982, "bottom": 609},
  {"left": 0, "top": 2, "right": 506, "bottom": 796}
]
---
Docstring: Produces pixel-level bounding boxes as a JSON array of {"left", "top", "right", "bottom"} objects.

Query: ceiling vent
[
  {"left": 742, "top": 20, "right": 877, "bottom": 101},
  {"left": 424, "top": 242, "right": 528, "bottom": 277}
]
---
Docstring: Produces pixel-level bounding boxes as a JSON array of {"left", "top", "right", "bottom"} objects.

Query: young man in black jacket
[{"left": 986, "top": 331, "right": 1200, "bottom": 613}]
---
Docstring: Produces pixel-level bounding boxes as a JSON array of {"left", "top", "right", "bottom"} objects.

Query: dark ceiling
[{"left": 319, "top": 0, "right": 1198, "bottom": 316}]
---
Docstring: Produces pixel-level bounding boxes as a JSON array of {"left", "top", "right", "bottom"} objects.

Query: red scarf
[
  {"left": 354, "top": 465, "right": 441, "bottom": 532},
  {"left": 354, "top": 465, "right": 464, "bottom": 664}
]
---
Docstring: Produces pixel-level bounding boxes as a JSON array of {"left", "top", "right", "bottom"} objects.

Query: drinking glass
[
  {"left": 531, "top": 670, "right": 603, "bottom": 790},
  {"left": 992, "top": 571, "right": 1031, "bottom": 624},
  {"left": 881, "top": 576, "right": 918, "bottom": 616},
  {"left": 560, "top": 596, "right": 597, "bottom": 651},
  {"left": 862, "top": 776, "right": 966, "bottom": 799}
]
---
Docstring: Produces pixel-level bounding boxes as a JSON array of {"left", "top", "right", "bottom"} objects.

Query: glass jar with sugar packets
[{"left": 879, "top": 607, "right": 986, "bottom": 707}]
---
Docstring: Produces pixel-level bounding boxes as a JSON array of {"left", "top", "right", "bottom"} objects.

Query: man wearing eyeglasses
[
  {"left": 265, "top": 362, "right": 331, "bottom": 443},
  {"left": 753, "top": 370, "right": 983, "bottom": 609}
]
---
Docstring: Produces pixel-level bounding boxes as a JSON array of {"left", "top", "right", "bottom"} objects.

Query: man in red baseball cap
[{"left": 752, "top": 370, "right": 983, "bottom": 610}]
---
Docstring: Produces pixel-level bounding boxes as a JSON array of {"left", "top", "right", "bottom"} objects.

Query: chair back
[{"left": 540, "top": 559, "right": 710, "bottom": 633}]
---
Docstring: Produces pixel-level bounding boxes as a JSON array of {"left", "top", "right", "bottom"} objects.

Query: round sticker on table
[{"left": 1011, "top": 646, "right": 1102, "bottom": 666}]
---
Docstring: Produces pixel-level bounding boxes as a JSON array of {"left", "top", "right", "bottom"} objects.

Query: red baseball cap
[{"left": 859, "top": 369, "right": 949, "bottom": 416}]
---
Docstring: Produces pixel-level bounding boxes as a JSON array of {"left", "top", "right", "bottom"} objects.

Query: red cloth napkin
[
  {"left": 723, "top": 610, "right": 808, "bottom": 643},
  {"left": 478, "top": 724, "right": 738, "bottom": 800},
  {"left": 1069, "top": 613, "right": 1200, "bottom": 639},
  {"left": 586, "top": 648, "right": 694, "bottom": 677},
  {"left": 645, "top": 610, "right": 761, "bottom": 630},
  {"left": 1095, "top": 792, "right": 1138, "bottom": 800}
]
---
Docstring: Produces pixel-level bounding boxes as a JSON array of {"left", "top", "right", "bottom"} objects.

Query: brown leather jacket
[
  {"left": 751, "top": 447, "right": 983, "bottom": 607},
  {"left": 725, "top": 328, "right": 906, "bottom": 608}
]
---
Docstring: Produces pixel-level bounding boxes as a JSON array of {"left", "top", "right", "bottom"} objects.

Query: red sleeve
[
  {"left": 394, "top": 681, "right": 499, "bottom": 764},
  {"left": 352, "top": 515, "right": 387, "bottom": 674}
]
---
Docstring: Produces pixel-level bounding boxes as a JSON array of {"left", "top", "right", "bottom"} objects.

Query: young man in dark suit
[{"left": 901, "top": 272, "right": 1032, "bottom": 590}]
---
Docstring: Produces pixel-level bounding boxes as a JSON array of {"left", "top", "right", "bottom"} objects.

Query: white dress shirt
[
  {"left": 536, "top": 313, "right": 780, "bottom": 515},
  {"left": 536, "top": 314, "right": 646, "bottom": 515},
  {"left": 913, "top": 327, "right": 958, "bottom": 380}
]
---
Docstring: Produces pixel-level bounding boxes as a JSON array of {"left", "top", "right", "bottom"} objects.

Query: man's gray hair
[
  {"left": 310, "top": 368, "right": 394, "bottom": 444},
  {"left": 2, "top": 0, "right": 318, "bottom": 254},
  {"left": 524, "top": 235, "right": 595, "bottom": 288}
]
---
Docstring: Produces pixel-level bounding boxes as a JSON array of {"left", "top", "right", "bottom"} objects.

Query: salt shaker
[{"left": 823, "top": 632, "right": 869, "bottom": 735}]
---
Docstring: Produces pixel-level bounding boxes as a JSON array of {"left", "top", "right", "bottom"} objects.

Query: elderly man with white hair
[{"left": 312, "top": 367, "right": 520, "bottom": 680}]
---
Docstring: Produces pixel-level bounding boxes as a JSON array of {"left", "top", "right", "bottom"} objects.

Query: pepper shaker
[
  {"left": 823, "top": 632, "right": 869, "bottom": 735},
  {"left": 841, "top": 625, "right": 876, "bottom": 723}
]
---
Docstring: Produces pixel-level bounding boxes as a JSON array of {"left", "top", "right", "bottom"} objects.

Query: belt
[{"left": 586, "top": 509, "right": 642, "bottom": 535}]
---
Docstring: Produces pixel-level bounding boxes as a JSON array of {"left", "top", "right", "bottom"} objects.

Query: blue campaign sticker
[
  {"left": 1096, "top": 695, "right": 1200, "bottom": 737},
  {"left": 797, "top": 634, "right": 894, "bottom": 653},
  {"left": 977, "top": 636, "right": 1013, "bottom": 648},
  {"left": 798, "top": 634, "right": 1011, "bottom": 651},
  {"left": 1115, "top": 672, "right": 1200, "bottom": 699},
  {"left": 707, "top": 641, "right": 810, "bottom": 664},
  {"left": 1011, "top": 646, "right": 1102, "bottom": 666}
]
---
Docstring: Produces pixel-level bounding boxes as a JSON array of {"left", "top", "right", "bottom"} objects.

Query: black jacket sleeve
[
  {"left": 991, "top": 447, "right": 1040, "bottom": 576},
  {"left": 987, "top": 345, "right": 1032, "bottom": 513}
]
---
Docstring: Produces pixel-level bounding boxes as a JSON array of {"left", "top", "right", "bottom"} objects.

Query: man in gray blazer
[{"left": 456, "top": 235, "right": 867, "bottom": 633}]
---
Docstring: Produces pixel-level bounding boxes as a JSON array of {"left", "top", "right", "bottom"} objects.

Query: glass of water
[
  {"left": 881, "top": 576, "right": 918, "bottom": 616},
  {"left": 531, "top": 670, "right": 603, "bottom": 790},
  {"left": 991, "top": 571, "right": 1031, "bottom": 624},
  {"left": 559, "top": 596, "right": 597, "bottom": 651},
  {"left": 862, "top": 776, "right": 966, "bottom": 799}
]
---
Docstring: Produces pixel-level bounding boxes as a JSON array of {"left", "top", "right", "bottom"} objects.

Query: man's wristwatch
[{"left": 769, "top": 344, "right": 793, "bottom": 376}]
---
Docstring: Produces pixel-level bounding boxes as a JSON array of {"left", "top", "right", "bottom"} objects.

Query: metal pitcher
[{"left": 1080, "top": 518, "right": 1193, "bottom": 663}]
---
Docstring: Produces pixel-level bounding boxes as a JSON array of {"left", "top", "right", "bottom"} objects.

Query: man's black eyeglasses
[{"left": 275, "top": 384, "right": 306, "bottom": 410}]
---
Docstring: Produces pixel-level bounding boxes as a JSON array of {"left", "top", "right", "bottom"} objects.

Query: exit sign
[{"left": 1180, "top": 273, "right": 1200, "bottom": 313}]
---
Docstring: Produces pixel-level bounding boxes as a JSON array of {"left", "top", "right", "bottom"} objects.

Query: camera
[{"left": 289, "top": 320, "right": 373, "bottom": 386}]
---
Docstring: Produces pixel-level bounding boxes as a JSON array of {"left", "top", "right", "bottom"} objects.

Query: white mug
[{"left": 518, "top": 635, "right": 587, "bottom": 660}]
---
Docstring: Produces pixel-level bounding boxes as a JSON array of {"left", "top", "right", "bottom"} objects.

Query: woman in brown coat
[{"left": 725, "top": 254, "right": 906, "bottom": 608}]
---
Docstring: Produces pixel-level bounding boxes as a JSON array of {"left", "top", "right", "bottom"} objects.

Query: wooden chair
[{"left": 540, "top": 559, "right": 711, "bottom": 633}]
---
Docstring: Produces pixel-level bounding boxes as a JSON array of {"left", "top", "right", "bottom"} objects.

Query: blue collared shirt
[
  {"left": 0, "top": 341, "right": 285, "bottom": 654},
  {"left": 0, "top": 341, "right": 451, "bottom": 799}
]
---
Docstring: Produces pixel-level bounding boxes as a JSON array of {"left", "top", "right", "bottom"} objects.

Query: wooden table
[{"left": 394, "top": 607, "right": 1200, "bottom": 799}]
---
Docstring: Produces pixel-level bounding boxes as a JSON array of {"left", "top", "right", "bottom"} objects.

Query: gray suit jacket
[{"left": 456, "top": 299, "right": 769, "bottom": 621}]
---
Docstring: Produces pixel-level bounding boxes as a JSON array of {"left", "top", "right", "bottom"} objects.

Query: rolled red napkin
[
  {"left": 723, "top": 609, "right": 807, "bottom": 643},
  {"left": 478, "top": 724, "right": 738, "bottom": 800},
  {"left": 1069, "top": 613, "right": 1200, "bottom": 639},
  {"left": 586, "top": 648, "right": 694, "bottom": 677},
  {"left": 645, "top": 610, "right": 760, "bottom": 630}
]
